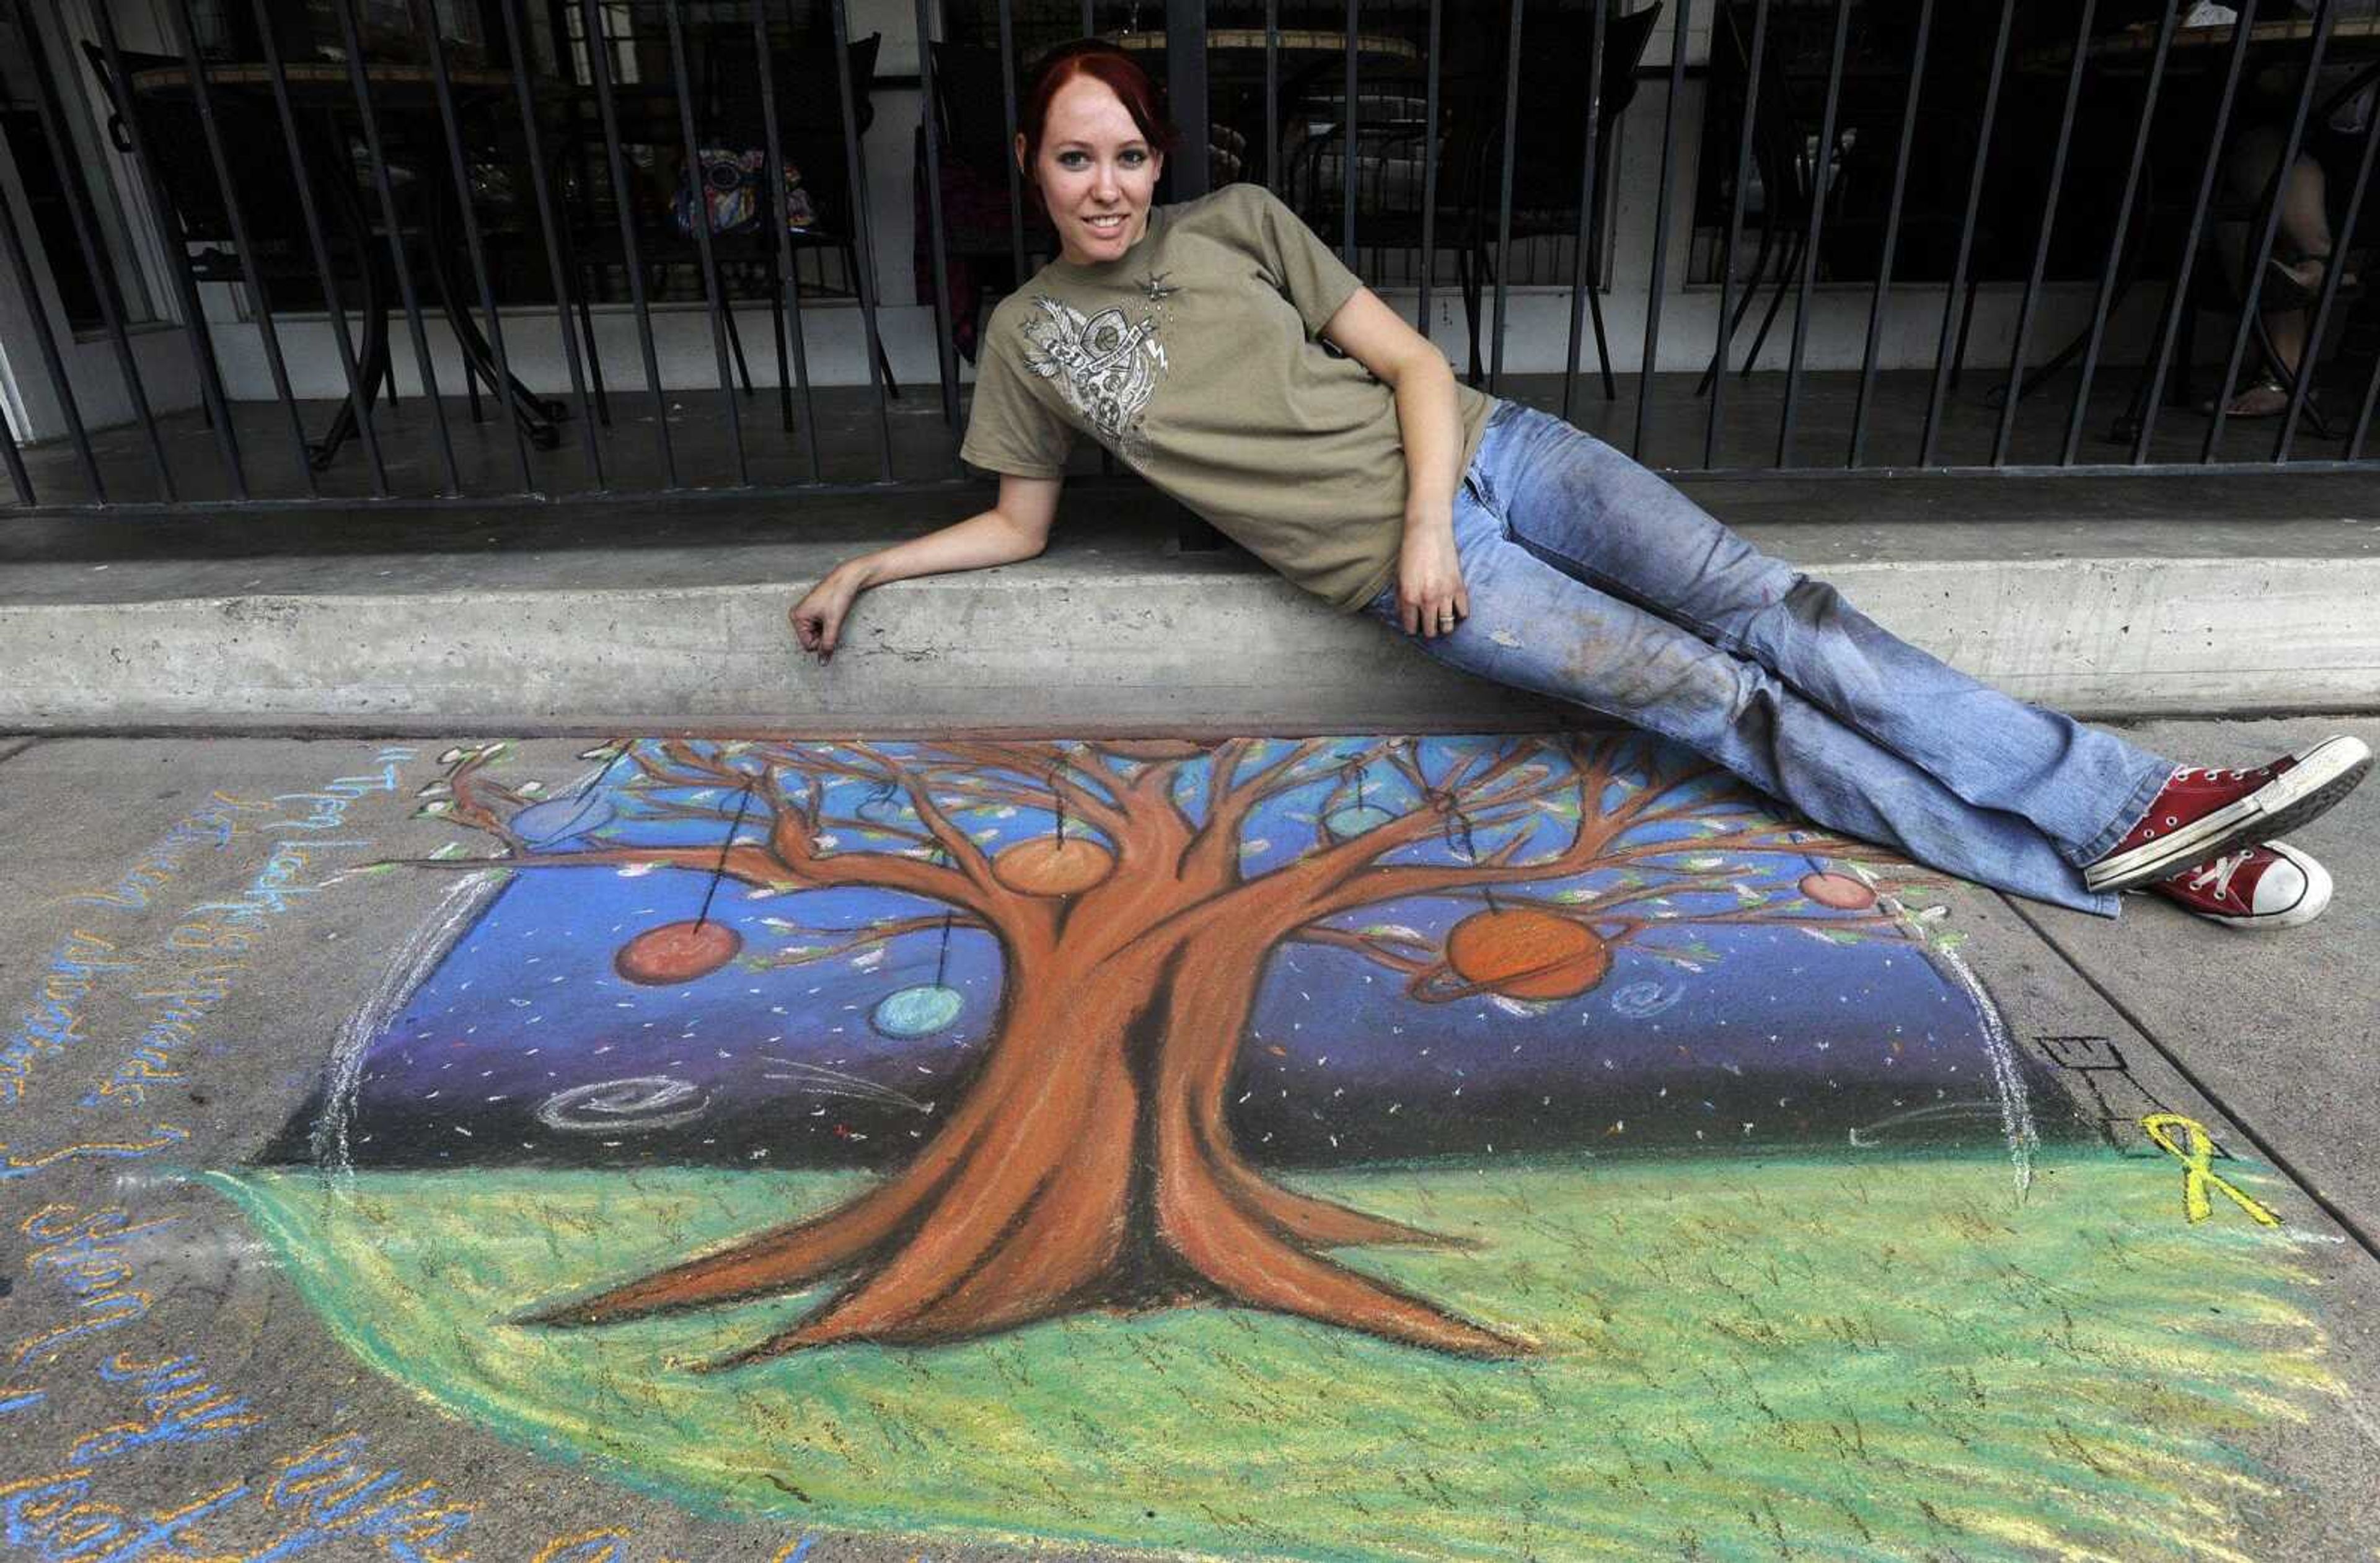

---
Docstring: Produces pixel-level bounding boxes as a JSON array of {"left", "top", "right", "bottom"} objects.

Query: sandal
[{"left": 2200, "top": 377, "right": 2291, "bottom": 418}]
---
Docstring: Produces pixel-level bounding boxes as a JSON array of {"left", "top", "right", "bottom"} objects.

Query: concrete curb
[{"left": 7, "top": 546, "right": 2378, "bottom": 728}]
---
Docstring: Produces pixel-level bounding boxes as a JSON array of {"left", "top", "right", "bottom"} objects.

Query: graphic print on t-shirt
[{"left": 1019, "top": 293, "right": 1167, "bottom": 464}]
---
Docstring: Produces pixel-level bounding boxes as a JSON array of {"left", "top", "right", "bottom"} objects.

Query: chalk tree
[{"left": 402, "top": 734, "right": 1929, "bottom": 1364}]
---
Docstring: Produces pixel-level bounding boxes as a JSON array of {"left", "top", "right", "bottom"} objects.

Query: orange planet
[
  {"left": 1443, "top": 908, "right": 1611, "bottom": 1000},
  {"left": 614, "top": 919, "right": 742, "bottom": 985},
  {"left": 1798, "top": 871, "right": 1878, "bottom": 911},
  {"left": 994, "top": 837, "right": 1115, "bottom": 896}
]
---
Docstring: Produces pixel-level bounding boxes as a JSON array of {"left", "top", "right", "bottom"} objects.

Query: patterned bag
[{"left": 673, "top": 148, "right": 820, "bottom": 237}]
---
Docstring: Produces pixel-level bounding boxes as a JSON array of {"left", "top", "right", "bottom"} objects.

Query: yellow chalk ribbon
[{"left": 2140, "top": 1114, "right": 2281, "bottom": 1228}]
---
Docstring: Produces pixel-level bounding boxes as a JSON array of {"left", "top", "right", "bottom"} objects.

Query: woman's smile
[{"left": 1025, "top": 74, "right": 1164, "bottom": 265}]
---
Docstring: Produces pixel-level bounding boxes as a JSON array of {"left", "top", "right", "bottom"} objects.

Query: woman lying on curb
[{"left": 792, "top": 40, "right": 2370, "bottom": 930}]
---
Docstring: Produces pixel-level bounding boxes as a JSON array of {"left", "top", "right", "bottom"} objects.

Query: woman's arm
[
  {"left": 1321, "top": 288, "right": 1470, "bottom": 637},
  {"left": 790, "top": 473, "right": 1064, "bottom": 662}
]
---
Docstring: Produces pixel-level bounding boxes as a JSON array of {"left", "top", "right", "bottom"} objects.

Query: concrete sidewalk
[
  {"left": 5, "top": 470, "right": 2380, "bottom": 729},
  {"left": 0, "top": 721, "right": 2371, "bottom": 1561}
]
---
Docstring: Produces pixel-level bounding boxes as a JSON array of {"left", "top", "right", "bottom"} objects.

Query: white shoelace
[{"left": 2187, "top": 850, "right": 2255, "bottom": 900}]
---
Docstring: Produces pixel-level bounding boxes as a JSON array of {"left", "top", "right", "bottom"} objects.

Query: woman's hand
[
  {"left": 790, "top": 565, "right": 866, "bottom": 663},
  {"left": 1397, "top": 512, "right": 1469, "bottom": 638}
]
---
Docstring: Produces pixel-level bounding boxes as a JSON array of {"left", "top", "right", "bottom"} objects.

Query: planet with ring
[{"left": 1409, "top": 907, "right": 1611, "bottom": 1002}]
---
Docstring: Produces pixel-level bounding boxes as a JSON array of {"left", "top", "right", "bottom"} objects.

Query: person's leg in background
[{"left": 2216, "top": 121, "right": 2355, "bottom": 415}]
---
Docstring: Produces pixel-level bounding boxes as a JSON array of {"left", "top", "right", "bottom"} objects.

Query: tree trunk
[{"left": 532, "top": 924, "right": 1528, "bottom": 1363}]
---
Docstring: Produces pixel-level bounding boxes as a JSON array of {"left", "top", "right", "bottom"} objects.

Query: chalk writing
[
  {"left": 63, "top": 793, "right": 276, "bottom": 910},
  {"left": 85, "top": 747, "right": 412, "bottom": 1111},
  {"left": 9, "top": 1205, "right": 172, "bottom": 1370},
  {"left": 267, "top": 754, "right": 412, "bottom": 840},
  {"left": 0, "top": 1469, "right": 247, "bottom": 1561},
  {"left": 0, "top": 931, "right": 134, "bottom": 1106},
  {"left": 249, "top": 1434, "right": 474, "bottom": 1561},
  {"left": 2141, "top": 1114, "right": 2282, "bottom": 1228},
  {"left": 71, "top": 1353, "right": 262, "bottom": 1464},
  {"left": 83, "top": 961, "right": 240, "bottom": 1109},
  {"left": 0, "top": 1127, "right": 189, "bottom": 1182},
  {"left": 0, "top": 1440, "right": 476, "bottom": 1563}
]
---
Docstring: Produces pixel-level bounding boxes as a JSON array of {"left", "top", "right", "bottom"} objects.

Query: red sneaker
[
  {"left": 2146, "top": 842, "right": 2332, "bottom": 930},
  {"left": 2084, "top": 736, "right": 2370, "bottom": 892}
]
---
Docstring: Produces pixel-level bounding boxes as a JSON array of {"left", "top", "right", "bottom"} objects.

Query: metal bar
[
  {"left": 1632, "top": 0, "right": 1693, "bottom": 460},
  {"left": 2351, "top": 328, "right": 2380, "bottom": 459},
  {"left": 827, "top": 0, "right": 896, "bottom": 482},
  {"left": 421, "top": 4, "right": 539, "bottom": 491},
  {"left": 2205, "top": 0, "right": 2337, "bottom": 462},
  {"left": 91, "top": 3, "right": 245, "bottom": 496},
  {"left": 1918, "top": 0, "right": 2015, "bottom": 468},
  {"left": 2278, "top": 72, "right": 2380, "bottom": 459},
  {"left": 1989, "top": 0, "right": 2097, "bottom": 469},
  {"left": 0, "top": 384, "right": 30, "bottom": 505},
  {"left": 0, "top": 128, "right": 101, "bottom": 497},
  {"left": 1080, "top": 0, "right": 1093, "bottom": 34},
  {"left": 1776, "top": 0, "right": 1851, "bottom": 466},
  {"left": 164, "top": 0, "right": 316, "bottom": 493},
  {"left": 2060, "top": 0, "right": 2178, "bottom": 465},
  {"left": 1341, "top": 0, "right": 1359, "bottom": 262},
  {"left": 914, "top": 0, "right": 961, "bottom": 436},
  {"left": 1559, "top": 0, "right": 1609, "bottom": 424},
  {"left": 1266, "top": 0, "right": 1280, "bottom": 197},
  {"left": 1487, "top": 0, "right": 1523, "bottom": 394},
  {"left": 14, "top": 0, "right": 170, "bottom": 497},
  {"left": 2199, "top": 0, "right": 2332, "bottom": 459},
  {"left": 1846, "top": 0, "right": 1932, "bottom": 470},
  {"left": 576, "top": 0, "right": 676, "bottom": 486},
  {"left": 248, "top": 0, "right": 387, "bottom": 492},
  {"left": 2132, "top": 0, "right": 2260, "bottom": 463},
  {"left": 1414, "top": 0, "right": 1439, "bottom": 332},
  {"left": 500, "top": 0, "right": 605, "bottom": 491},
  {"left": 329, "top": 0, "right": 461, "bottom": 491},
  {"left": 1705, "top": 0, "right": 1770, "bottom": 470},
  {"left": 752, "top": 0, "right": 821, "bottom": 481},
  {"left": 659, "top": 0, "right": 748, "bottom": 486},
  {"left": 1166, "top": 0, "right": 1208, "bottom": 199},
  {"left": 35, "top": 444, "right": 2380, "bottom": 523},
  {"left": 1671, "top": 456, "right": 2380, "bottom": 480},
  {"left": 1000, "top": 0, "right": 1026, "bottom": 281}
]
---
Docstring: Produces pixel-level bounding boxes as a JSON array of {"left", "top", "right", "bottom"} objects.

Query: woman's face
[{"left": 1018, "top": 74, "right": 1164, "bottom": 266}]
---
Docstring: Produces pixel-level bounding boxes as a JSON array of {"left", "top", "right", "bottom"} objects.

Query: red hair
[{"left": 1015, "top": 38, "right": 1181, "bottom": 211}]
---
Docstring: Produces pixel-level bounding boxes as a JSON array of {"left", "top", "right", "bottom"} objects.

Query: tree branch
[
  {"left": 757, "top": 913, "right": 988, "bottom": 970},
  {"left": 1283, "top": 922, "right": 1437, "bottom": 974}
]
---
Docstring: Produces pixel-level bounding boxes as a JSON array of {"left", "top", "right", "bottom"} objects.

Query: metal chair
[{"left": 556, "top": 25, "right": 899, "bottom": 431}]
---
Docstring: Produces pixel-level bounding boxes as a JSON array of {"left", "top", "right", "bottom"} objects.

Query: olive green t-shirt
[{"left": 958, "top": 182, "right": 1496, "bottom": 612}]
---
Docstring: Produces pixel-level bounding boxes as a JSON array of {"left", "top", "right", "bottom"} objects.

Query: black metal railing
[{"left": 3, "top": 0, "right": 2379, "bottom": 514}]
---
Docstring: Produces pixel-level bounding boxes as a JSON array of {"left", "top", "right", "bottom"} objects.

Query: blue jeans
[{"left": 1368, "top": 400, "right": 2173, "bottom": 915}]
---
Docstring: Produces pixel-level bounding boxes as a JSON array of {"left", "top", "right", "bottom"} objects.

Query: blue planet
[
  {"left": 871, "top": 984, "right": 966, "bottom": 1039},
  {"left": 1324, "top": 803, "right": 1399, "bottom": 840},
  {"left": 513, "top": 790, "right": 616, "bottom": 848}
]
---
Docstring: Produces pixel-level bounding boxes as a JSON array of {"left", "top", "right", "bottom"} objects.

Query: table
[
  {"left": 1024, "top": 29, "right": 1421, "bottom": 69},
  {"left": 131, "top": 63, "right": 566, "bottom": 469},
  {"left": 2007, "top": 18, "right": 2380, "bottom": 437},
  {"left": 2056, "top": 15, "right": 2380, "bottom": 69}
]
